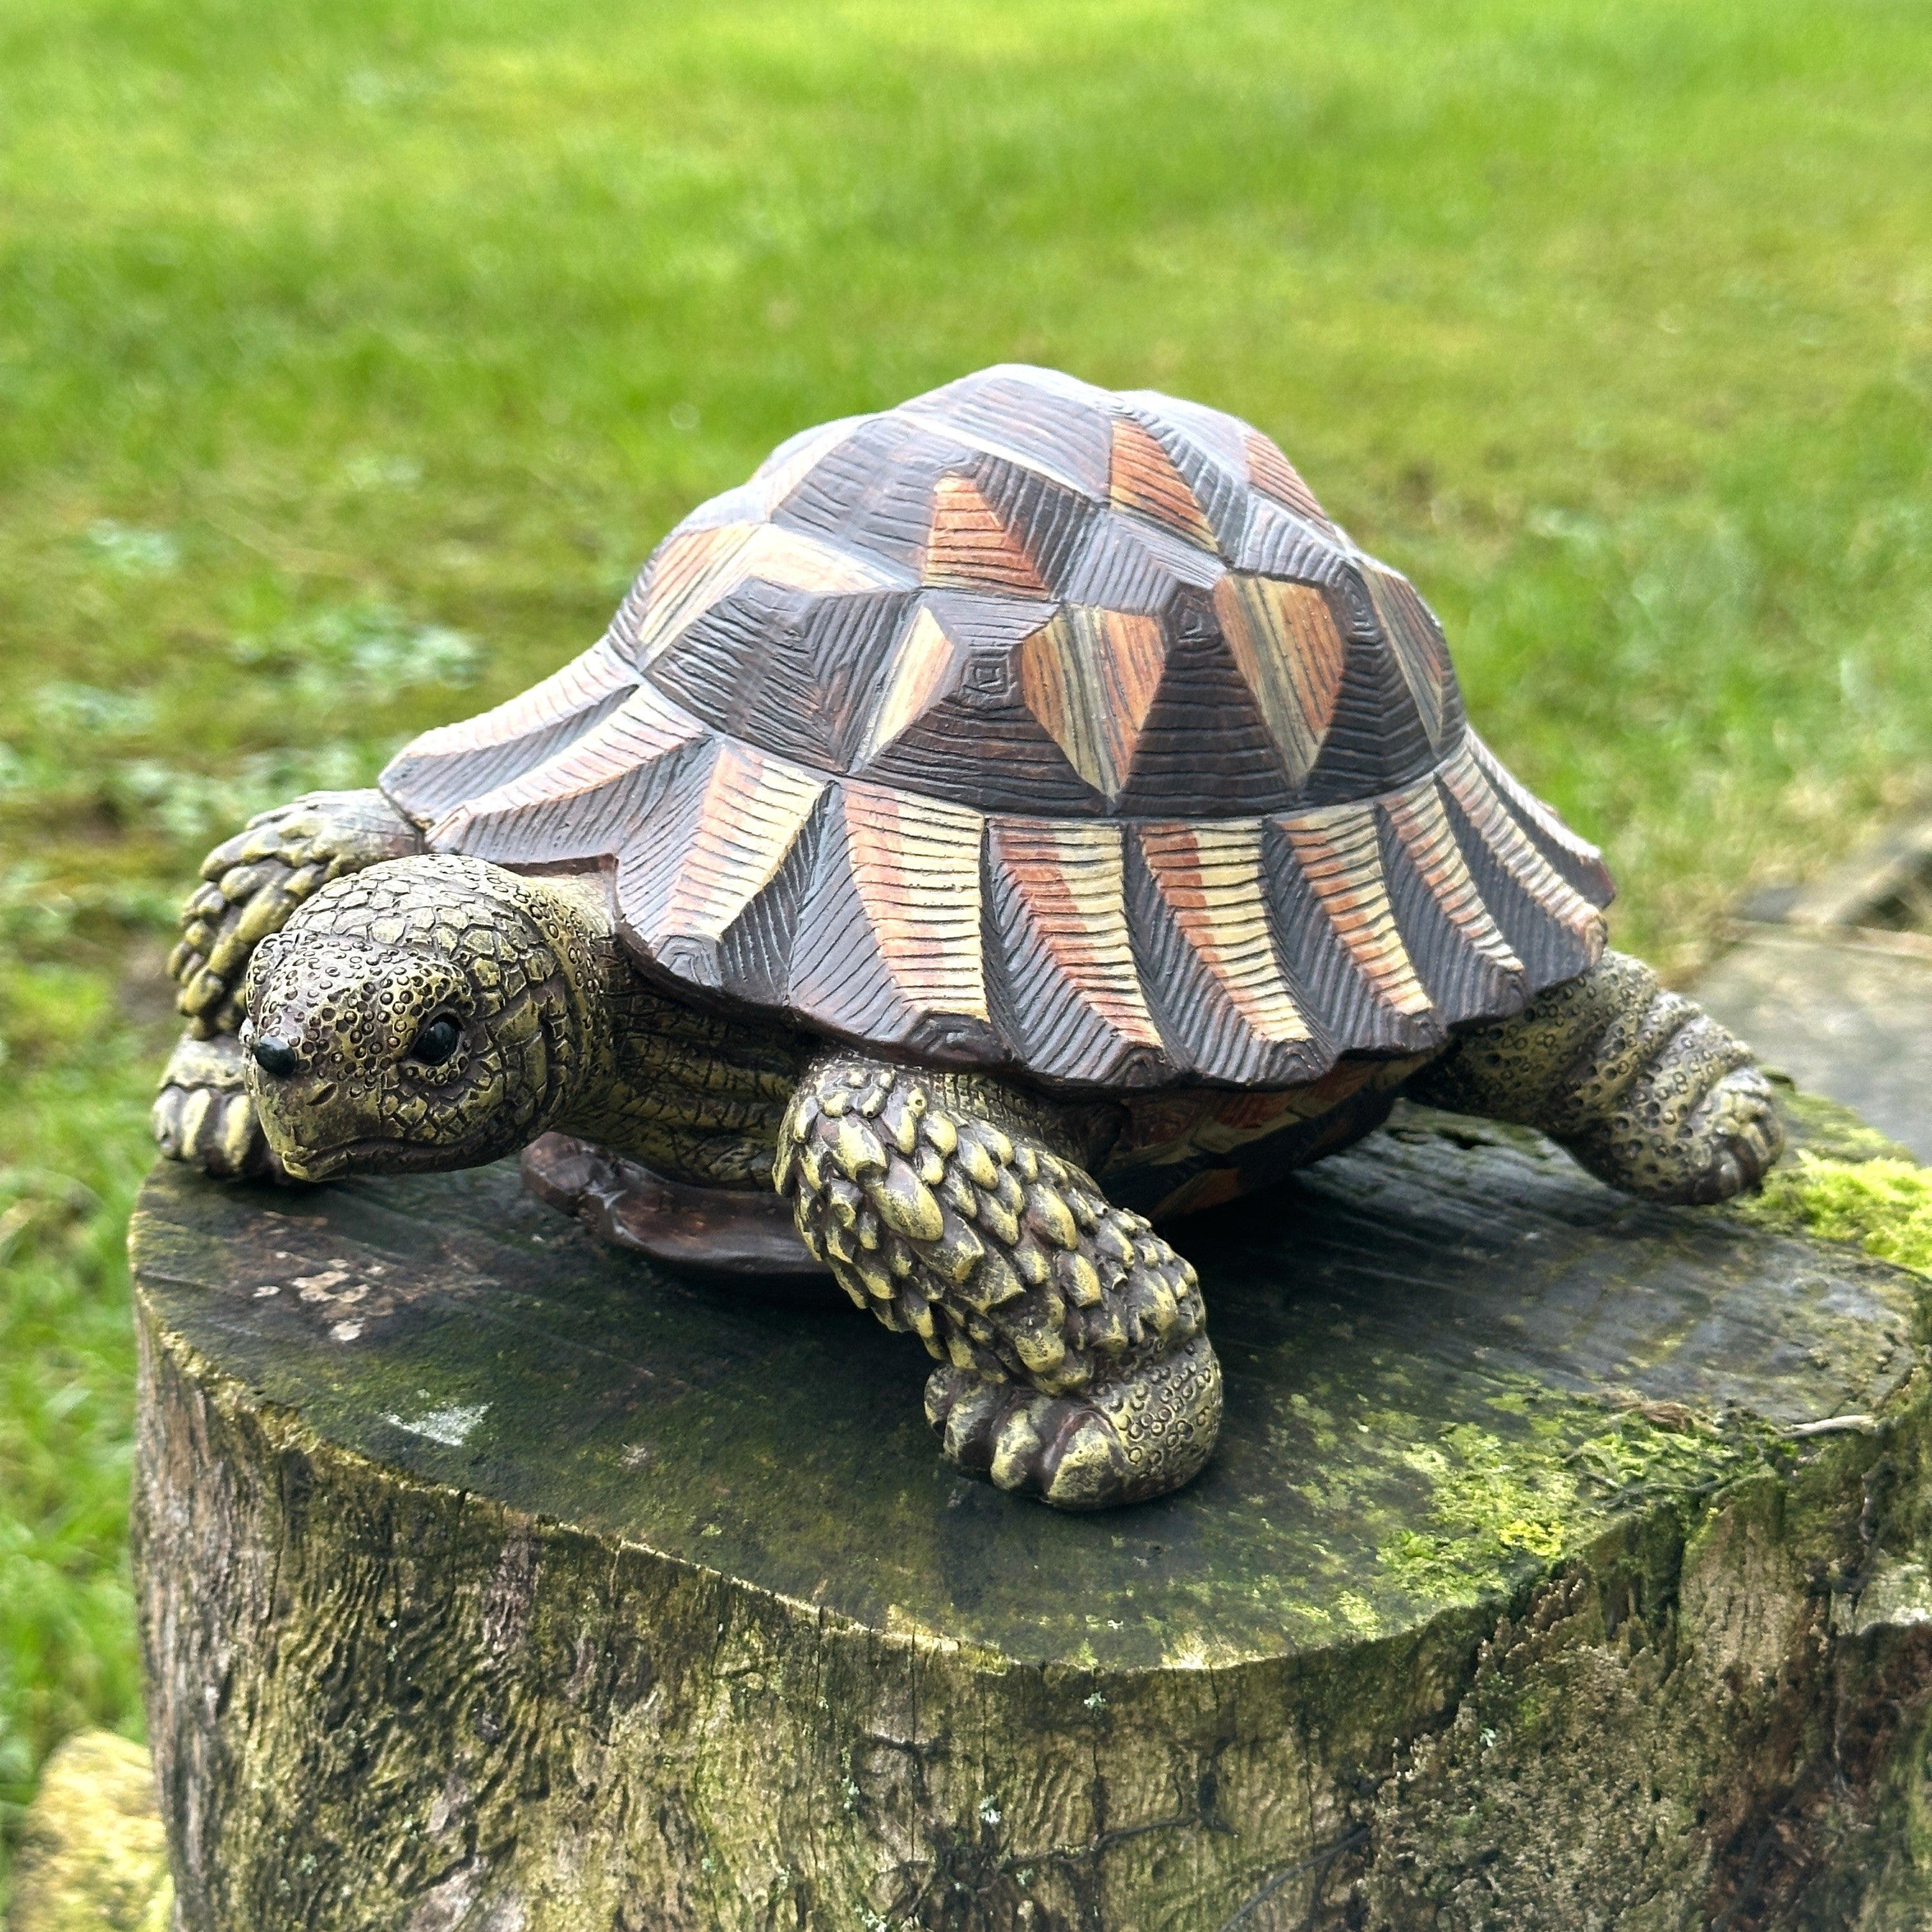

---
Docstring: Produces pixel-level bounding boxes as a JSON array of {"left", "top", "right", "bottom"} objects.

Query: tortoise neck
[{"left": 518, "top": 874, "right": 808, "bottom": 1189}]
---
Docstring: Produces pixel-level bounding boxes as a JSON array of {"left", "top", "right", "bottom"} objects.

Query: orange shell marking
[
  {"left": 989, "top": 818, "right": 1163, "bottom": 1053},
  {"left": 924, "top": 473, "right": 1052, "bottom": 594},
  {"left": 860, "top": 608, "right": 963, "bottom": 767},
  {"left": 1278, "top": 805, "right": 1433, "bottom": 1017},
  {"left": 654, "top": 744, "right": 828, "bottom": 956},
  {"left": 841, "top": 783, "right": 990, "bottom": 1025},
  {"left": 1242, "top": 428, "right": 1334, "bottom": 530},
  {"left": 1211, "top": 574, "right": 1349, "bottom": 787},
  {"left": 1381, "top": 780, "right": 1522, "bottom": 976},
  {"left": 1137, "top": 820, "right": 1314, "bottom": 1045},
  {"left": 1016, "top": 608, "right": 1166, "bottom": 802},
  {"left": 1108, "top": 417, "right": 1216, "bottom": 548},
  {"left": 1439, "top": 740, "right": 1604, "bottom": 942}
]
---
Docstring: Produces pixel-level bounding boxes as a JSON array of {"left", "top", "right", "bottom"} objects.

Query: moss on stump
[
  {"left": 6, "top": 1731, "right": 172, "bottom": 1932},
  {"left": 130, "top": 1092, "right": 1932, "bottom": 1929}
]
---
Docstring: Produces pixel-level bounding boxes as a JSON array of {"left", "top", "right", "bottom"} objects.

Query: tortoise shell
[{"left": 381, "top": 365, "right": 1611, "bottom": 1092}]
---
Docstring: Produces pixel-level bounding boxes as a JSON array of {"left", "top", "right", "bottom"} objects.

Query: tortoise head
[{"left": 240, "top": 855, "right": 600, "bottom": 1182}]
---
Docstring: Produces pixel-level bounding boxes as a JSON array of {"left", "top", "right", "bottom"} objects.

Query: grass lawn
[{"left": 1, "top": 0, "right": 1928, "bottom": 1889}]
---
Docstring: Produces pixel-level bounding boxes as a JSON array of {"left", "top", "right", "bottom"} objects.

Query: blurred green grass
[{"left": 1, "top": 0, "right": 1928, "bottom": 1885}]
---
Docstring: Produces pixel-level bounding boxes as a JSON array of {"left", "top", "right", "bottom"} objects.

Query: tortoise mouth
[{"left": 276, "top": 1127, "right": 514, "bottom": 1184}]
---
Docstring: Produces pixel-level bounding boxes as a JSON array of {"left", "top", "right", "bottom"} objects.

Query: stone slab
[{"left": 1697, "top": 927, "right": 1932, "bottom": 1162}]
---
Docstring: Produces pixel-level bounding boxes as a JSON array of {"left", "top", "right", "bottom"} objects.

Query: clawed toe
[
  {"left": 926, "top": 1367, "right": 1131, "bottom": 1508},
  {"left": 786, "top": 1053, "right": 1223, "bottom": 1512},
  {"left": 924, "top": 1335, "right": 1222, "bottom": 1512},
  {"left": 153, "top": 1083, "right": 277, "bottom": 1179},
  {"left": 1686, "top": 1067, "right": 1784, "bottom": 1204},
  {"left": 152, "top": 1034, "right": 281, "bottom": 1181},
  {"left": 924, "top": 1364, "right": 1001, "bottom": 1469}
]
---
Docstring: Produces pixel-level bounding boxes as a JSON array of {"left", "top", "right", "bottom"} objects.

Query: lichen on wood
[
  {"left": 6, "top": 1730, "right": 172, "bottom": 1932},
  {"left": 129, "top": 1094, "right": 1932, "bottom": 1928}
]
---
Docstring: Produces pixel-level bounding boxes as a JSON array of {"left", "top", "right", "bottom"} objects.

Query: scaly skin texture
[
  {"left": 776, "top": 1055, "right": 1223, "bottom": 1509},
  {"left": 153, "top": 789, "right": 422, "bottom": 1177},
  {"left": 555, "top": 969, "right": 803, "bottom": 1190},
  {"left": 240, "top": 858, "right": 599, "bottom": 1180},
  {"left": 171, "top": 789, "right": 423, "bottom": 1035},
  {"left": 237, "top": 855, "right": 800, "bottom": 1188},
  {"left": 148, "top": 1033, "right": 268, "bottom": 1182},
  {"left": 1410, "top": 949, "right": 1783, "bottom": 1204}
]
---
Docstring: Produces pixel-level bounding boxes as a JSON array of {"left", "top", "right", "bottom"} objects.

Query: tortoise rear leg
[
  {"left": 152, "top": 790, "right": 420, "bottom": 1177},
  {"left": 1408, "top": 950, "right": 1783, "bottom": 1204},
  {"left": 776, "top": 1054, "right": 1222, "bottom": 1510}
]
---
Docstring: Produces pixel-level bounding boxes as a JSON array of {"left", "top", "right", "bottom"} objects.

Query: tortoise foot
[
  {"left": 171, "top": 788, "right": 421, "bottom": 1034},
  {"left": 1678, "top": 1064, "right": 1784, "bottom": 1204},
  {"left": 1411, "top": 952, "right": 1787, "bottom": 1207},
  {"left": 152, "top": 1033, "right": 282, "bottom": 1181},
  {"left": 924, "top": 1334, "right": 1222, "bottom": 1512},
  {"left": 521, "top": 1133, "right": 831, "bottom": 1284}
]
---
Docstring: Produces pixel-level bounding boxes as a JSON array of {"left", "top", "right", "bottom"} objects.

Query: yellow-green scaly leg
[
  {"left": 776, "top": 1054, "right": 1222, "bottom": 1511},
  {"left": 1409, "top": 949, "right": 1783, "bottom": 1204}
]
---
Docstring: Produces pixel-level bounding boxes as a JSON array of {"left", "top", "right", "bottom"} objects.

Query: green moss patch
[
  {"left": 1377, "top": 1406, "right": 1768, "bottom": 1604},
  {"left": 1741, "top": 1154, "right": 1932, "bottom": 1280}
]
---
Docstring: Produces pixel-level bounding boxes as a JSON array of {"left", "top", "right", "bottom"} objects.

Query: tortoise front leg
[
  {"left": 1407, "top": 950, "right": 1783, "bottom": 1204},
  {"left": 776, "top": 1054, "right": 1222, "bottom": 1510},
  {"left": 152, "top": 789, "right": 421, "bottom": 1177}
]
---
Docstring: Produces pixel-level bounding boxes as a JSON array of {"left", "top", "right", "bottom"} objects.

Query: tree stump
[{"left": 130, "top": 1094, "right": 1932, "bottom": 1932}]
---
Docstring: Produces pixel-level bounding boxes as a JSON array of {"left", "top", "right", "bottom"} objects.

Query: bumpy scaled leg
[
  {"left": 1408, "top": 949, "right": 1783, "bottom": 1205},
  {"left": 776, "top": 1054, "right": 1222, "bottom": 1510},
  {"left": 153, "top": 789, "right": 420, "bottom": 1177}
]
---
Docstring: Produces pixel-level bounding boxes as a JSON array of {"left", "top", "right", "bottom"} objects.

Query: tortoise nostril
[{"left": 253, "top": 1035, "right": 298, "bottom": 1078}]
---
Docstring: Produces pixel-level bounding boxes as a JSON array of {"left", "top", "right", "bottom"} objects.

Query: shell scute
[
  {"left": 383, "top": 366, "right": 1611, "bottom": 1089},
  {"left": 770, "top": 411, "right": 970, "bottom": 578}
]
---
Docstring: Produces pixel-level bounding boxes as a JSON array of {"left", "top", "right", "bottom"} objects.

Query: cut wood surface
[{"left": 130, "top": 1091, "right": 1932, "bottom": 1930}]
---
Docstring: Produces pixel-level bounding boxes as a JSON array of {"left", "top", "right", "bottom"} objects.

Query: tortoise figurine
[{"left": 152, "top": 364, "right": 1782, "bottom": 1511}]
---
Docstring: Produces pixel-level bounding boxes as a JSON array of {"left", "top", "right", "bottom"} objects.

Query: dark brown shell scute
[
  {"left": 905, "top": 367, "right": 1116, "bottom": 496},
  {"left": 774, "top": 412, "right": 969, "bottom": 578},
  {"left": 1303, "top": 629, "right": 1445, "bottom": 808},
  {"left": 381, "top": 638, "right": 639, "bottom": 828},
  {"left": 383, "top": 365, "right": 1611, "bottom": 1091}
]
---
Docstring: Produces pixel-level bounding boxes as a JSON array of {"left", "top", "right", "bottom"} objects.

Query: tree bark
[{"left": 130, "top": 1091, "right": 1932, "bottom": 1931}]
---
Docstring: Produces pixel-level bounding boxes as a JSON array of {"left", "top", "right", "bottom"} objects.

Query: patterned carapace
[{"left": 381, "top": 365, "right": 1614, "bottom": 1091}]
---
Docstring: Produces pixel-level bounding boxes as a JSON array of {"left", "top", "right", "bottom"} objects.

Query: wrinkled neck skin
[{"left": 530, "top": 875, "right": 806, "bottom": 1190}]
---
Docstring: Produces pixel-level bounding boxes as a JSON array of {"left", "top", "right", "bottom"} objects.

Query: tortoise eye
[
  {"left": 252, "top": 1034, "right": 297, "bottom": 1078},
  {"left": 408, "top": 1015, "right": 463, "bottom": 1067}
]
